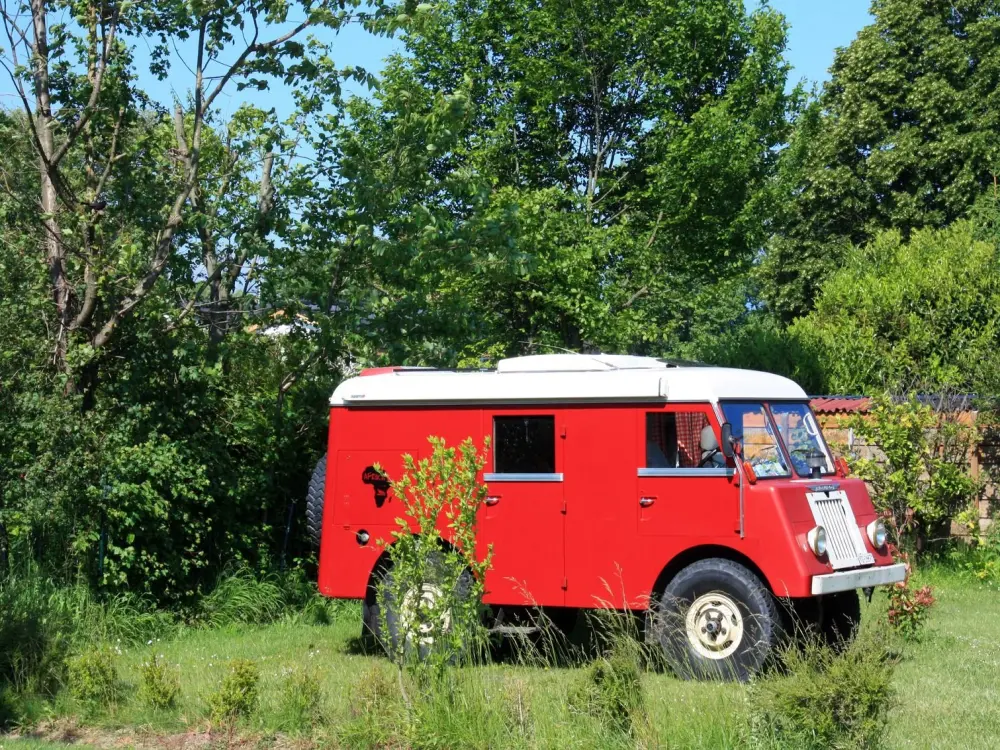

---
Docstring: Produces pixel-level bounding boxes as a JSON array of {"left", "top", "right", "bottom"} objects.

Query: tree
[
  {"left": 286, "top": 0, "right": 799, "bottom": 365},
  {"left": 790, "top": 220, "right": 1000, "bottom": 394},
  {"left": 760, "top": 0, "right": 1000, "bottom": 321},
  {"left": 0, "top": 0, "right": 361, "bottom": 383}
]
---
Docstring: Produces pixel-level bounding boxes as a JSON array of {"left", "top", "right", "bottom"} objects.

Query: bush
[
  {"left": 568, "top": 643, "right": 646, "bottom": 737},
  {"left": 749, "top": 631, "right": 897, "bottom": 750},
  {"left": 138, "top": 655, "right": 181, "bottom": 710},
  {"left": 206, "top": 659, "right": 260, "bottom": 723},
  {"left": 886, "top": 582, "right": 936, "bottom": 640},
  {"left": 277, "top": 667, "right": 323, "bottom": 732},
  {"left": 66, "top": 649, "right": 119, "bottom": 706},
  {"left": 0, "top": 574, "right": 74, "bottom": 696},
  {"left": 847, "top": 393, "right": 980, "bottom": 548},
  {"left": 196, "top": 568, "right": 287, "bottom": 628},
  {"left": 952, "top": 516, "right": 1000, "bottom": 586},
  {"left": 380, "top": 437, "right": 492, "bottom": 676},
  {"left": 340, "top": 665, "right": 405, "bottom": 748}
]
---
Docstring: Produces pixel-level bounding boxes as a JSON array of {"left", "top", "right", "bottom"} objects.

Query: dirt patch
[{"left": 4, "top": 719, "right": 317, "bottom": 749}]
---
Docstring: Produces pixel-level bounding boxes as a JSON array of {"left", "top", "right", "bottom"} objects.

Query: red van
[{"left": 307, "top": 354, "right": 905, "bottom": 679}]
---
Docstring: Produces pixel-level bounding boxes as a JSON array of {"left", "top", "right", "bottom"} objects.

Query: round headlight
[
  {"left": 867, "top": 519, "right": 887, "bottom": 549},
  {"left": 807, "top": 525, "right": 827, "bottom": 558}
]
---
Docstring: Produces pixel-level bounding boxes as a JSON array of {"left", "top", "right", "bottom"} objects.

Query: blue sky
[
  {"left": 129, "top": 0, "right": 874, "bottom": 123},
  {"left": 2, "top": 1, "right": 874, "bottom": 123}
]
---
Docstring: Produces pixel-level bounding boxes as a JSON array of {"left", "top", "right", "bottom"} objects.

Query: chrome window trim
[
  {"left": 637, "top": 468, "right": 734, "bottom": 478},
  {"left": 484, "top": 473, "right": 564, "bottom": 483}
]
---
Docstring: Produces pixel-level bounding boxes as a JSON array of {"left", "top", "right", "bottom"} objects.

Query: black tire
[
  {"left": 820, "top": 590, "right": 862, "bottom": 650},
  {"left": 305, "top": 454, "right": 326, "bottom": 546},
  {"left": 653, "top": 558, "right": 783, "bottom": 681}
]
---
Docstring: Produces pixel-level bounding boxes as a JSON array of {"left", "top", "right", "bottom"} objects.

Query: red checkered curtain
[
  {"left": 675, "top": 412, "right": 709, "bottom": 467},
  {"left": 648, "top": 414, "right": 666, "bottom": 452}
]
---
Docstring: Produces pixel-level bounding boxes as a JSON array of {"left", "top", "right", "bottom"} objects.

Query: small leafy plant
[
  {"left": 138, "top": 655, "right": 181, "bottom": 710},
  {"left": 66, "top": 648, "right": 119, "bottom": 706},
  {"left": 886, "top": 583, "right": 936, "bottom": 640},
  {"left": 278, "top": 666, "right": 323, "bottom": 731},
  {"left": 378, "top": 436, "right": 493, "bottom": 680},
  {"left": 569, "top": 641, "right": 647, "bottom": 737},
  {"left": 206, "top": 659, "right": 260, "bottom": 723}
]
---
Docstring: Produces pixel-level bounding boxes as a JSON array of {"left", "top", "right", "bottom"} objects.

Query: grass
[{"left": 3, "top": 567, "right": 998, "bottom": 748}]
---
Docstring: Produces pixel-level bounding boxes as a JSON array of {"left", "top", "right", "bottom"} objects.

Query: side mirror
[{"left": 721, "top": 422, "right": 736, "bottom": 458}]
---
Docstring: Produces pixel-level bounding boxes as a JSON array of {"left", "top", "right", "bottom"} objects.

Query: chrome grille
[{"left": 806, "top": 491, "right": 874, "bottom": 570}]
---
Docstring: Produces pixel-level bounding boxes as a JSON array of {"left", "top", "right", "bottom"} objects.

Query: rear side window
[
  {"left": 494, "top": 416, "right": 555, "bottom": 474},
  {"left": 646, "top": 411, "right": 715, "bottom": 468}
]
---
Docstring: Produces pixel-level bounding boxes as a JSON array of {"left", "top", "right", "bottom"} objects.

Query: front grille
[{"left": 806, "top": 491, "right": 874, "bottom": 570}]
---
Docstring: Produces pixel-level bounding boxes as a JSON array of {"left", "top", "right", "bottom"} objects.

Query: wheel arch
[{"left": 651, "top": 544, "right": 774, "bottom": 601}]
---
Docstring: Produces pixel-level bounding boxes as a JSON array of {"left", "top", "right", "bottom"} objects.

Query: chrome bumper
[{"left": 810, "top": 563, "right": 907, "bottom": 595}]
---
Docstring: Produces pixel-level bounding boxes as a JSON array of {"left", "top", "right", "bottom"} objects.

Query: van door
[
  {"left": 637, "top": 407, "right": 738, "bottom": 538},
  {"left": 480, "top": 411, "right": 565, "bottom": 606}
]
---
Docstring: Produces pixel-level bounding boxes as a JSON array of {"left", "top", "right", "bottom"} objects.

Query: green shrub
[
  {"left": 197, "top": 569, "right": 287, "bottom": 628},
  {"left": 569, "top": 644, "right": 646, "bottom": 737},
  {"left": 749, "top": 631, "right": 897, "bottom": 750},
  {"left": 66, "top": 648, "right": 119, "bottom": 706},
  {"left": 340, "top": 665, "right": 404, "bottom": 748},
  {"left": 138, "top": 655, "right": 181, "bottom": 710},
  {"left": 380, "top": 437, "right": 492, "bottom": 677},
  {"left": 206, "top": 659, "right": 260, "bottom": 723},
  {"left": 277, "top": 667, "right": 323, "bottom": 731},
  {"left": 0, "top": 574, "right": 73, "bottom": 696}
]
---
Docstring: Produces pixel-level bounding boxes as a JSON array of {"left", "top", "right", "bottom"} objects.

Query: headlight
[
  {"left": 867, "top": 519, "right": 887, "bottom": 549},
  {"left": 807, "top": 525, "right": 827, "bottom": 558}
]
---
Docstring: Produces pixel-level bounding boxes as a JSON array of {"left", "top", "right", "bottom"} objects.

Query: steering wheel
[{"left": 698, "top": 449, "right": 721, "bottom": 468}]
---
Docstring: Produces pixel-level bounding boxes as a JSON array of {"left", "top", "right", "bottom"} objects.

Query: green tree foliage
[
  {"left": 285, "top": 0, "right": 798, "bottom": 364},
  {"left": 761, "top": 0, "right": 1000, "bottom": 320},
  {"left": 791, "top": 221, "right": 1000, "bottom": 394},
  {"left": 0, "top": 0, "right": 381, "bottom": 597}
]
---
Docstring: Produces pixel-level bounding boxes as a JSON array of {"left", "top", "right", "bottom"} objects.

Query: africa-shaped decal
[{"left": 362, "top": 466, "right": 391, "bottom": 507}]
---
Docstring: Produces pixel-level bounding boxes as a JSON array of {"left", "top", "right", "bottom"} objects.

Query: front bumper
[{"left": 810, "top": 562, "right": 907, "bottom": 595}]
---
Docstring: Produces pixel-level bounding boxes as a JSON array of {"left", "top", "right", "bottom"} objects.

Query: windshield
[
  {"left": 769, "top": 402, "right": 834, "bottom": 477},
  {"left": 720, "top": 402, "right": 790, "bottom": 478}
]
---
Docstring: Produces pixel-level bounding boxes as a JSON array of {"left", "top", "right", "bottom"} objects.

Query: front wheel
[{"left": 653, "top": 558, "right": 783, "bottom": 681}]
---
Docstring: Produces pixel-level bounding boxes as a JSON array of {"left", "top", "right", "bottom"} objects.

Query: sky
[
  {"left": 129, "top": 0, "right": 875, "bottom": 123},
  {"left": 1, "top": 1, "right": 874, "bottom": 125}
]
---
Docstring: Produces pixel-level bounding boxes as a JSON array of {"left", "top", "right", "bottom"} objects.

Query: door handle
[
  {"left": 639, "top": 496, "right": 656, "bottom": 507},
  {"left": 485, "top": 496, "right": 501, "bottom": 506}
]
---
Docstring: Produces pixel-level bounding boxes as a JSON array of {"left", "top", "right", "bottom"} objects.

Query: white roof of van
[{"left": 329, "top": 354, "right": 807, "bottom": 407}]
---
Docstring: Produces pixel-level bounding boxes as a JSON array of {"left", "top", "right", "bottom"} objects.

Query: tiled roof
[{"left": 809, "top": 396, "right": 872, "bottom": 414}]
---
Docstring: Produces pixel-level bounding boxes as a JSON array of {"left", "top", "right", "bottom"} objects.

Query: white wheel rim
[
  {"left": 400, "top": 583, "right": 449, "bottom": 647},
  {"left": 684, "top": 592, "right": 745, "bottom": 660}
]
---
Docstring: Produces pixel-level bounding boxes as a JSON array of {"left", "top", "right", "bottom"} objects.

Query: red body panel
[{"left": 316, "top": 402, "right": 894, "bottom": 607}]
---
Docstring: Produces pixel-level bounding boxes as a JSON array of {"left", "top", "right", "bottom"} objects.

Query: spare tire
[{"left": 306, "top": 454, "right": 327, "bottom": 546}]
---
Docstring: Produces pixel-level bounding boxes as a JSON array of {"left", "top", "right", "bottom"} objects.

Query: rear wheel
[
  {"left": 305, "top": 454, "right": 326, "bottom": 546},
  {"left": 370, "top": 562, "right": 475, "bottom": 661},
  {"left": 653, "top": 558, "right": 783, "bottom": 681}
]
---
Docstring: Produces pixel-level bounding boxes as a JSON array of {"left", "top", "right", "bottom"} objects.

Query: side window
[
  {"left": 494, "top": 416, "right": 556, "bottom": 474},
  {"left": 645, "top": 411, "right": 721, "bottom": 469}
]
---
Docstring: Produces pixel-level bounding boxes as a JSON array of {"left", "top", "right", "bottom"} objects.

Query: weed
[
  {"left": 65, "top": 649, "right": 119, "bottom": 707},
  {"left": 749, "top": 630, "right": 897, "bottom": 750},
  {"left": 206, "top": 659, "right": 260, "bottom": 723},
  {"left": 569, "top": 642, "right": 646, "bottom": 737},
  {"left": 197, "top": 569, "right": 286, "bottom": 628},
  {"left": 277, "top": 667, "right": 323, "bottom": 732},
  {"left": 137, "top": 655, "right": 180, "bottom": 710},
  {"left": 340, "top": 665, "right": 404, "bottom": 748}
]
